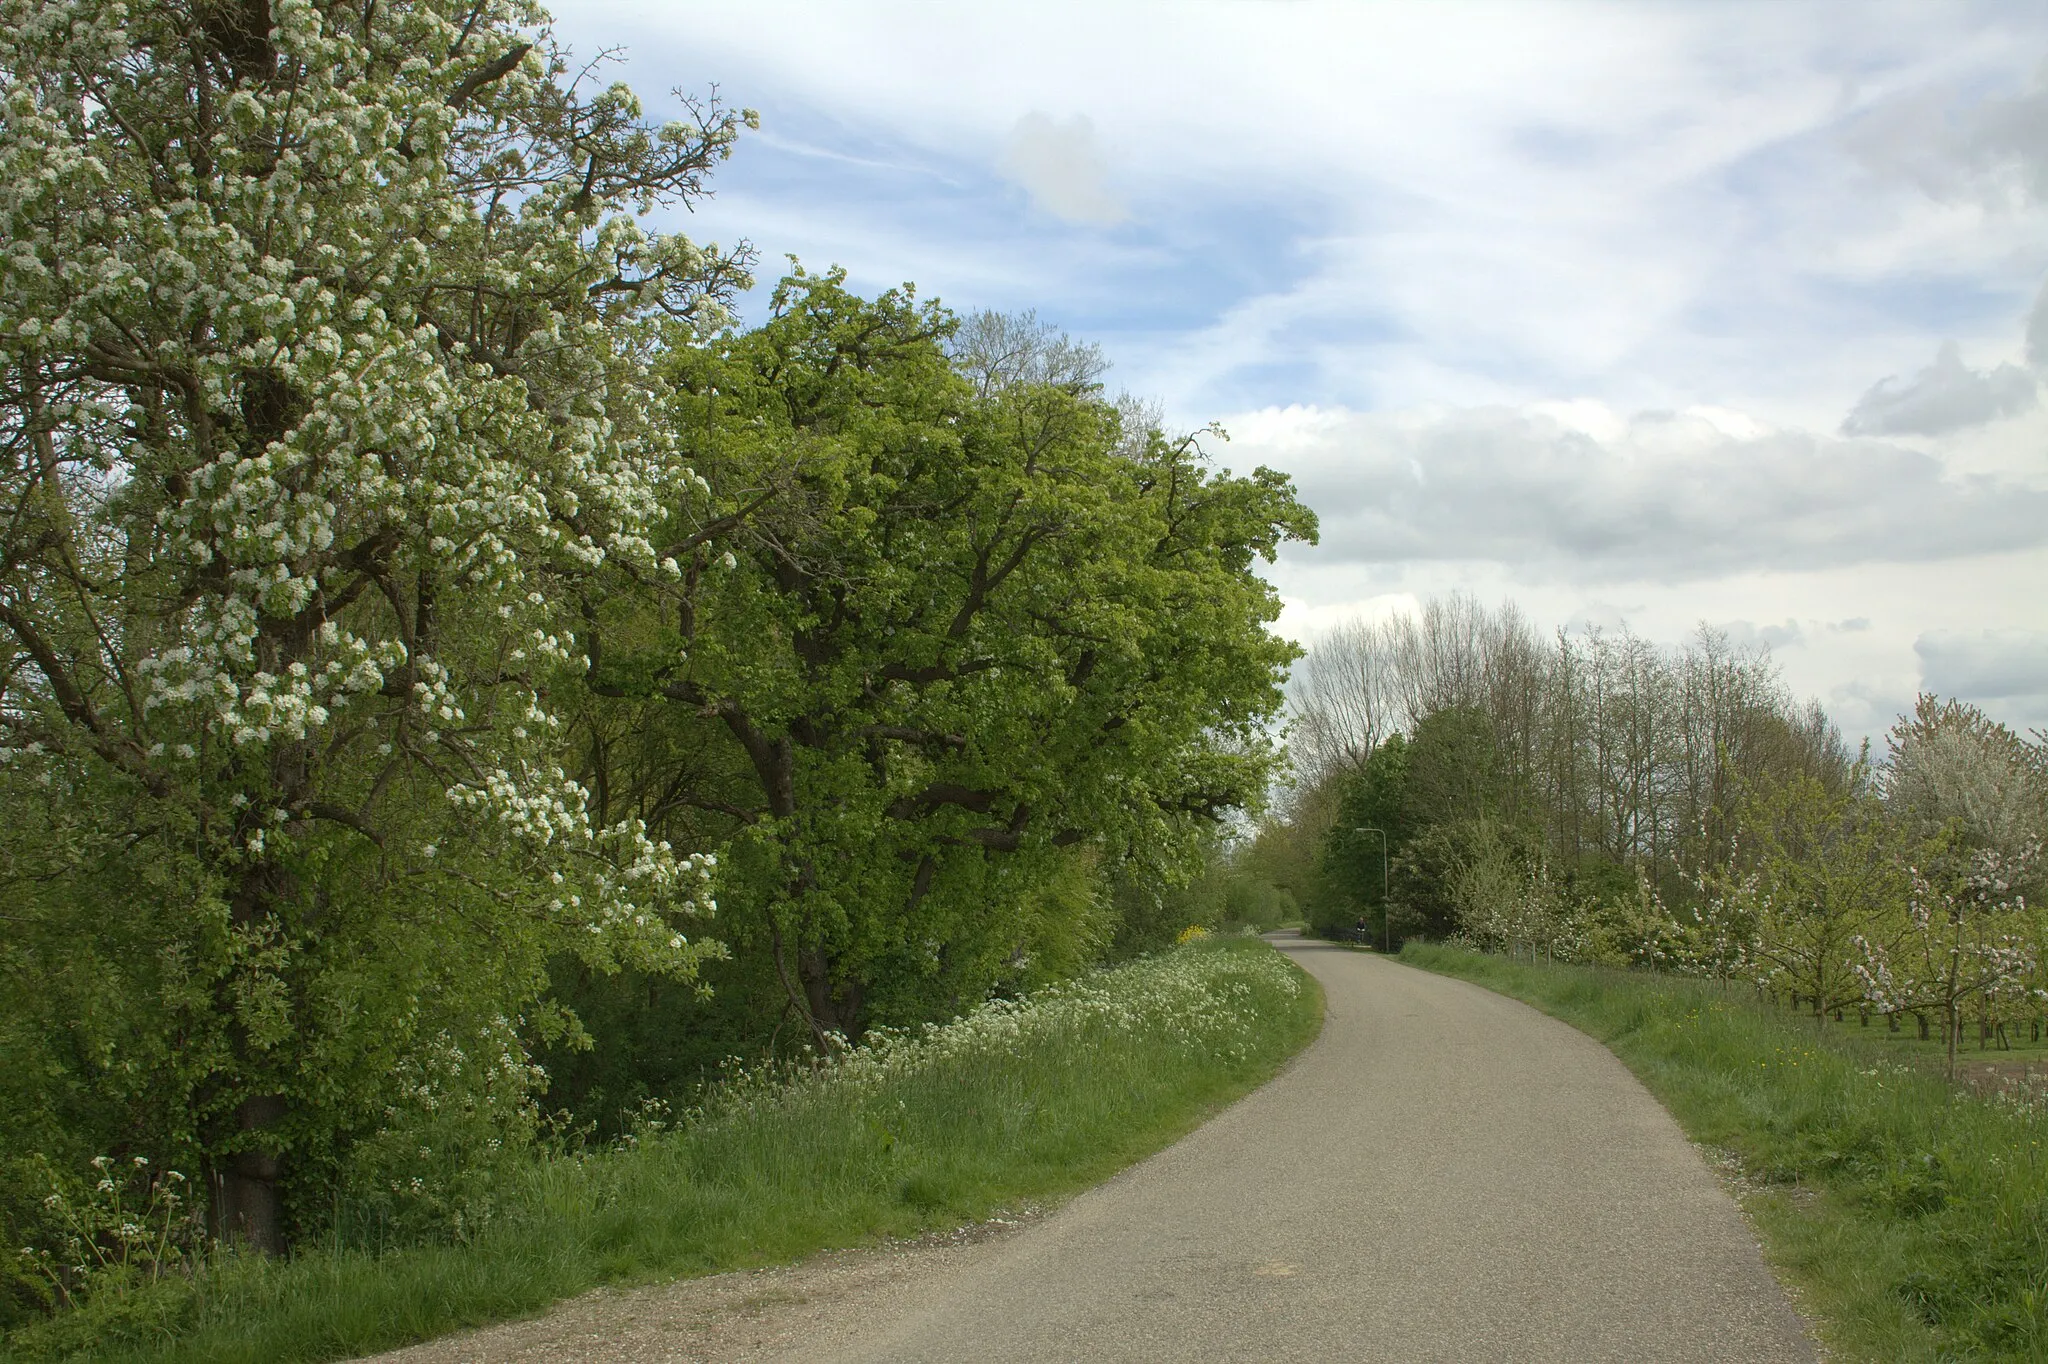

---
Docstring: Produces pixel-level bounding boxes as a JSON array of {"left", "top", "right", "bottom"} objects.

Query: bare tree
[
  {"left": 1290, "top": 615, "right": 1406, "bottom": 786},
  {"left": 1288, "top": 593, "right": 1852, "bottom": 899},
  {"left": 949, "top": 310, "right": 1110, "bottom": 398}
]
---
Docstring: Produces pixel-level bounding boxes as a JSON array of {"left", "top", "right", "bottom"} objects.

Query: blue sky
[{"left": 553, "top": 0, "right": 2048, "bottom": 742}]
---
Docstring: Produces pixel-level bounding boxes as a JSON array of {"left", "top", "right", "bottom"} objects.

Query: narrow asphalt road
[{"left": 374, "top": 937, "right": 1816, "bottom": 1363}]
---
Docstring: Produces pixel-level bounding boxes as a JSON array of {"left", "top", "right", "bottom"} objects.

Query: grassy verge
[
  {"left": 1400, "top": 942, "right": 2047, "bottom": 1362},
  {"left": 5, "top": 937, "right": 1321, "bottom": 1364}
]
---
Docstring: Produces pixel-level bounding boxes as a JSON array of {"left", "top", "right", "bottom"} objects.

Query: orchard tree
[
  {"left": 1856, "top": 840, "right": 2038, "bottom": 1078},
  {"left": 1712, "top": 771, "right": 1904, "bottom": 1022},
  {"left": 0, "top": 0, "right": 741, "bottom": 1248},
  {"left": 1653, "top": 862, "right": 1761, "bottom": 984}
]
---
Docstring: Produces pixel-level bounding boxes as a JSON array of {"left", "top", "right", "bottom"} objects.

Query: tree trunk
[
  {"left": 217, "top": 866, "right": 292, "bottom": 1253},
  {"left": 213, "top": 1094, "right": 287, "bottom": 1254},
  {"left": 802, "top": 949, "right": 838, "bottom": 1037},
  {"left": 800, "top": 949, "right": 864, "bottom": 1042},
  {"left": 761, "top": 903, "right": 829, "bottom": 1054}
]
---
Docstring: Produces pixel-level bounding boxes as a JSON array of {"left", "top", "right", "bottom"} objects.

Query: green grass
[
  {"left": 1401, "top": 942, "right": 2048, "bottom": 1363},
  {"left": 4, "top": 938, "right": 1322, "bottom": 1364},
  {"left": 1830, "top": 1013, "right": 2048, "bottom": 1084}
]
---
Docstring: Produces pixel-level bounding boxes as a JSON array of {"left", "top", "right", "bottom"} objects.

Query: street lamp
[{"left": 1352, "top": 827, "right": 1389, "bottom": 952}]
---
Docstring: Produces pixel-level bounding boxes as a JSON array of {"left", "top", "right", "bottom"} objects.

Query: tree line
[
  {"left": 1251, "top": 594, "right": 2047, "bottom": 1077},
  {"left": 0, "top": 0, "right": 1313, "bottom": 1297}
]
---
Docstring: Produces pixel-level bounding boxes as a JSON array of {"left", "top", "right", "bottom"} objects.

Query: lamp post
[{"left": 1352, "top": 827, "right": 1389, "bottom": 952}]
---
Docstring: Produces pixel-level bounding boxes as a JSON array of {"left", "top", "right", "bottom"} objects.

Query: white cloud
[
  {"left": 1841, "top": 340, "right": 2037, "bottom": 436},
  {"left": 561, "top": 2, "right": 2048, "bottom": 423},
  {"left": 2027, "top": 275, "right": 2048, "bottom": 369},
  {"left": 1714, "top": 618, "right": 1808, "bottom": 652},
  {"left": 997, "top": 112, "right": 1126, "bottom": 226},
  {"left": 1704, "top": 615, "right": 1870, "bottom": 655},
  {"left": 1830, "top": 679, "right": 1917, "bottom": 744},
  {"left": 1845, "top": 67, "right": 2048, "bottom": 209},
  {"left": 1916, "top": 629, "right": 2048, "bottom": 703},
  {"left": 1231, "top": 402, "right": 2048, "bottom": 582}
]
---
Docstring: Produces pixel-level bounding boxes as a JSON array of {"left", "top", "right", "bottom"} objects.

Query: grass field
[
  {"left": 1841, "top": 1015, "right": 2048, "bottom": 1100},
  {"left": 1401, "top": 942, "right": 2048, "bottom": 1362},
  {"left": 4, "top": 937, "right": 1322, "bottom": 1364}
]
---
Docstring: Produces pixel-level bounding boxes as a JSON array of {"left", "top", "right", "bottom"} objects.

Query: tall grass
[
  {"left": 1403, "top": 942, "right": 2048, "bottom": 1362},
  {"left": 3, "top": 937, "right": 1320, "bottom": 1364}
]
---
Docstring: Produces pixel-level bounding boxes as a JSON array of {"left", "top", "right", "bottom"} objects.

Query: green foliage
[
  {"left": 1283, "top": 600, "right": 2048, "bottom": 1051},
  {"left": 1315, "top": 733, "right": 1407, "bottom": 938},
  {"left": 568, "top": 268, "right": 1315, "bottom": 1037},
  {"left": 1401, "top": 706, "right": 1516, "bottom": 830},
  {"left": 1313, "top": 709, "right": 1547, "bottom": 942},
  {"left": 1126, "top": 831, "right": 1303, "bottom": 958},
  {"left": 1232, "top": 803, "right": 1327, "bottom": 919},
  {"left": 1289, "top": 600, "right": 1859, "bottom": 955},
  {"left": 1405, "top": 943, "right": 2048, "bottom": 1361},
  {"left": 1709, "top": 769, "right": 1909, "bottom": 1018},
  {"left": 10, "top": 1153, "right": 207, "bottom": 1341},
  {"left": 534, "top": 951, "right": 790, "bottom": 1145},
  {"left": 1284, "top": 602, "right": 2048, "bottom": 1135},
  {"left": 1219, "top": 873, "right": 1299, "bottom": 931},
  {"left": 6, "top": 39, "right": 1312, "bottom": 1303}
]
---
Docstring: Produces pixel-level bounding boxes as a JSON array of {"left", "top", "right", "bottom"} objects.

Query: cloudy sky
[{"left": 553, "top": 0, "right": 2048, "bottom": 743}]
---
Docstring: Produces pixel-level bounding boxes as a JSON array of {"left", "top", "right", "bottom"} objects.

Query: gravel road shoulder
[{"left": 363, "top": 1210, "right": 1045, "bottom": 1364}]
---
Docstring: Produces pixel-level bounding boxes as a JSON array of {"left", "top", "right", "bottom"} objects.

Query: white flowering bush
[
  {"left": 0, "top": 0, "right": 747, "bottom": 1252},
  {"left": 685, "top": 942, "right": 1304, "bottom": 1152},
  {"left": 16, "top": 1156, "right": 203, "bottom": 1309},
  {"left": 332, "top": 1019, "right": 548, "bottom": 1245}
]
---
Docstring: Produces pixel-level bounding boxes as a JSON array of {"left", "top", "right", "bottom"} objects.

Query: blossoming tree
[
  {"left": 0, "top": 0, "right": 742, "bottom": 1249},
  {"left": 1856, "top": 842, "right": 2040, "bottom": 1078},
  {"left": 1701, "top": 771, "right": 1905, "bottom": 1023}
]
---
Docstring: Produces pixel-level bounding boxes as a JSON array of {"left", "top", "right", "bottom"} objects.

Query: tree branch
[
  {"left": 858, "top": 724, "right": 967, "bottom": 750},
  {"left": 446, "top": 42, "right": 531, "bottom": 111},
  {"left": 658, "top": 487, "right": 779, "bottom": 560},
  {"left": 299, "top": 802, "right": 386, "bottom": 847}
]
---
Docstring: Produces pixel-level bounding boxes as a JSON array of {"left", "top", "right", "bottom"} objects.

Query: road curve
[
  {"left": 821, "top": 936, "right": 1812, "bottom": 1363},
  {"left": 373, "top": 937, "right": 1816, "bottom": 1363}
]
